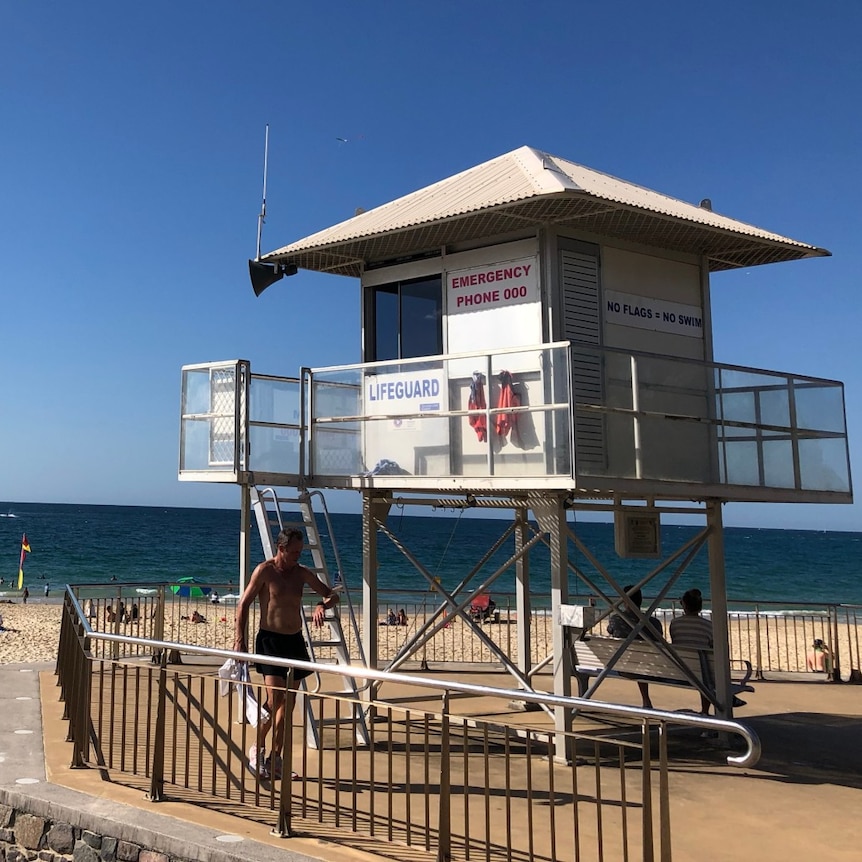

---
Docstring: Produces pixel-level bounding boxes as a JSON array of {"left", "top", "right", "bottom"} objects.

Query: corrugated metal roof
[{"left": 262, "top": 145, "right": 829, "bottom": 276}]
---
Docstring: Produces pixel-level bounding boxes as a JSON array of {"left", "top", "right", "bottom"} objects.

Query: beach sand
[
  {"left": 2, "top": 597, "right": 860, "bottom": 684},
  {"left": 0, "top": 601, "right": 64, "bottom": 663}
]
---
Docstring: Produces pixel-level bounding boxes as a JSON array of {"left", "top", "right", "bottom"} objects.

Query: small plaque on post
[{"left": 614, "top": 509, "right": 661, "bottom": 558}]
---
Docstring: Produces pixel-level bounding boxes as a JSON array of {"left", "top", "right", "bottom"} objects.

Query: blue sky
[{"left": 1, "top": 1, "right": 860, "bottom": 531}]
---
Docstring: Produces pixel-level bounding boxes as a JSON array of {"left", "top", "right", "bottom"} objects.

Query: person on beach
[
  {"left": 44, "top": 584, "right": 49, "bottom": 598},
  {"left": 22, "top": 587, "right": 29, "bottom": 604},
  {"left": 670, "top": 588, "right": 713, "bottom": 714},
  {"left": 234, "top": 527, "right": 339, "bottom": 780},
  {"left": 397, "top": 608, "right": 408, "bottom": 626},
  {"left": 807, "top": 638, "right": 832, "bottom": 674},
  {"left": 607, "top": 585, "right": 663, "bottom": 709},
  {"left": 380, "top": 608, "right": 397, "bottom": 626}
]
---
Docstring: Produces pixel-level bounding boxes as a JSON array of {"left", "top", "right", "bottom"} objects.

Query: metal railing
[
  {"left": 177, "top": 345, "right": 851, "bottom": 503},
  {"left": 58, "top": 587, "right": 760, "bottom": 862},
  {"left": 69, "top": 585, "right": 862, "bottom": 683},
  {"left": 723, "top": 600, "right": 861, "bottom": 682}
]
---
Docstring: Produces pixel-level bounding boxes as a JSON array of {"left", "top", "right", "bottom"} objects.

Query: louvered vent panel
[{"left": 561, "top": 251, "right": 606, "bottom": 471}]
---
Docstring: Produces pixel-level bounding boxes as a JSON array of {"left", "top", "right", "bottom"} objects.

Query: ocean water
[{"left": 1, "top": 501, "right": 860, "bottom": 607}]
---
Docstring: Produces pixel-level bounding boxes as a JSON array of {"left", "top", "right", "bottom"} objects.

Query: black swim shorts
[{"left": 254, "top": 629, "right": 312, "bottom": 681}]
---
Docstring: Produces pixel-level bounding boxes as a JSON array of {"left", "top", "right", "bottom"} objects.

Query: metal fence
[
  {"left": 58, "top": 588, "right": 760, "bottom": 862},
  {"left": 70, "top": 585, "right": 862, "bottom": 683}
]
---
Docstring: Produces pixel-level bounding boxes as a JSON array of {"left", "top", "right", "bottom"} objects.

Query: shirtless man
[{"left": 234, "top": 527, "right": 339, "bottom": 779}]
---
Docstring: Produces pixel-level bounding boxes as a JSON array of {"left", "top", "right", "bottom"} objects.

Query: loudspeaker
[{"left": 249, "top": 260, "right": 298, "bottom": 296}]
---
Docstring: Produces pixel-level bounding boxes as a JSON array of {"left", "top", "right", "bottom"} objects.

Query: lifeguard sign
[{"left": 363, "top": 367, "right": 449, "bottom": 473}]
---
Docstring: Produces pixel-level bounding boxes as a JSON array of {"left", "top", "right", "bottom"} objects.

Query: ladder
[{"left": 250, "top": 486, "right": 369, "bottom": 749}]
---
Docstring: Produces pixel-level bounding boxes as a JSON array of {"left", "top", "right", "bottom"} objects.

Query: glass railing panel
[
  {"left": 248, "top": 426, "right": 300, "bottom": 475},
  {"left": 310, "top": 370, "right": 363, "bottom": 476},
  {"left": 247, "top": 375, "right": 301, "bottom": 475},
  {"left": 308, "top": 344, "right": 572, "bottom": 481},
  {"left": 721, "top": 440, "right": 760, "bottom": 487},
  {"left": 179, "top": 363, "right": 242, "bottom": 474},
  {"left": 634, "top": 415, "right": 715, "bottom": 483},
  {"left": 180, "top": 418, "right": 221, "bottom": 472},
  {"left": 300, "top": 344, "right": 851, "bottom": 496},
  {"left": 761, "top": 438, "right": 795, "bottom": 488},
  {"left": 793, "top": 380, "right": 847, "bottom": 433},
  {"left": 314, "top": 426, "right": 363, "bottom": 475},
  {"left": 758, "top": 387, "right": 792, "bottom": 429},
  {"left": 717, "top": 389, "right": 757, "bottom": 430},
  {"left": 567, "top": 347, "right": 850, "bottom": 496},
  {"left": 249, "top": 376, "right": 300, "bottom": 425},
  {"left": 587, "top": 409, "right": 633, "bottom": 480},
  {"left": 182, "top": 367, "right": 215, "bottom": 415},
  {"left": 799, "top": 437, "right": 851, "bottom": 493},
  {"left": 484, "top": 349, "right": 556, "bottom": 478},
  {"left": 636, "top": 353, "right": 713, "bottom": 420}
]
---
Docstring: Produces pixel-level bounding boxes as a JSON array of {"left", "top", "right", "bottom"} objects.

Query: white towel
[
  {"left": 217, "top": 657, "right": 243, "bottom": 696},
  {"left": 217, "top": 658, "right": 270, "bottom": 726}
]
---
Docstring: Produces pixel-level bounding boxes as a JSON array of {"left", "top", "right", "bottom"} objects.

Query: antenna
[
  {"left": 255, "top": 124, "right": 270, "bottom": 261},
  {"left": 248, "top": 124, "right": 298, "bottom": 296}
]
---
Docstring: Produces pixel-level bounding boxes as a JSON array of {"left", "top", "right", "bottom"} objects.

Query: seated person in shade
[
  {"left": 807, "top": 639, "right": 832, "bottom": 674},
  {"left": 670, "top": 588, "right": 713, "bottom": 714},
  {"left": 607, "top": 585, "right": 663, "bottom": 710}
]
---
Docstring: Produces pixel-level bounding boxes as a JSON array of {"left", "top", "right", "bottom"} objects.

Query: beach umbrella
[{"left": 170, "top": 577, "right": 212, "bottom": 598}]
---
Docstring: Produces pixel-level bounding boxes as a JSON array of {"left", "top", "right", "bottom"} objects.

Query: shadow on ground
[
  {"left": 744, "top": 712, "right": 862, "bottom": 788},
  {"left": 662, "top": 711, "right": 862, "bottom": 790}
]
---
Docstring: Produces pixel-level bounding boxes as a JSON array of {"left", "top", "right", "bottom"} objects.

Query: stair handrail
[{"left": 302, "top": 489, "right": 367, "bottom": 669}]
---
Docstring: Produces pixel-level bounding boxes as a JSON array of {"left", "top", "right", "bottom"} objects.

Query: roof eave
[{"left": 262, "top": 191, "right": 829, "bottom": 278}]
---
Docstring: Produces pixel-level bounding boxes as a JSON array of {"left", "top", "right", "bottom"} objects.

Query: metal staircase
[{"left": 250, "top": 486, "right": 369, "bottom": 748}]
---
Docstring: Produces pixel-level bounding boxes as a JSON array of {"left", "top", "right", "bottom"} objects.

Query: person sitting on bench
[
  {"left": 670, "top": 588, "right": 713, "bottom": 714},
  {"left": 607, "top": 585, "right": 663, "bottom": 709}
]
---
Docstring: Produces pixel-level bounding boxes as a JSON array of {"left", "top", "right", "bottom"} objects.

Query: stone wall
[{"left": 0, "top": 806, "right": 173, "bottom": 862}]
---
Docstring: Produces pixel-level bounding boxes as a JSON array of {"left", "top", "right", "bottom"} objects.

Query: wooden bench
[{"left": 560, "top": 604, "right": 754, "bottom": 709}]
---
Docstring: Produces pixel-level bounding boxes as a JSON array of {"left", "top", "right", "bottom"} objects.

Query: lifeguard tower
[{"left": 179, "top": 146, "right": 852, "bottom": 736}]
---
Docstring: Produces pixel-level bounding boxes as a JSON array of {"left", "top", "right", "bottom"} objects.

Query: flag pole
[{"left": 18, "top": 533, "right": 30, "bottom": 591}]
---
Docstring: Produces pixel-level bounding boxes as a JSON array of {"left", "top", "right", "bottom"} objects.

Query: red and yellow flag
[{"left": 18, "top": 534, "right": 30, "bottom": 590}]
